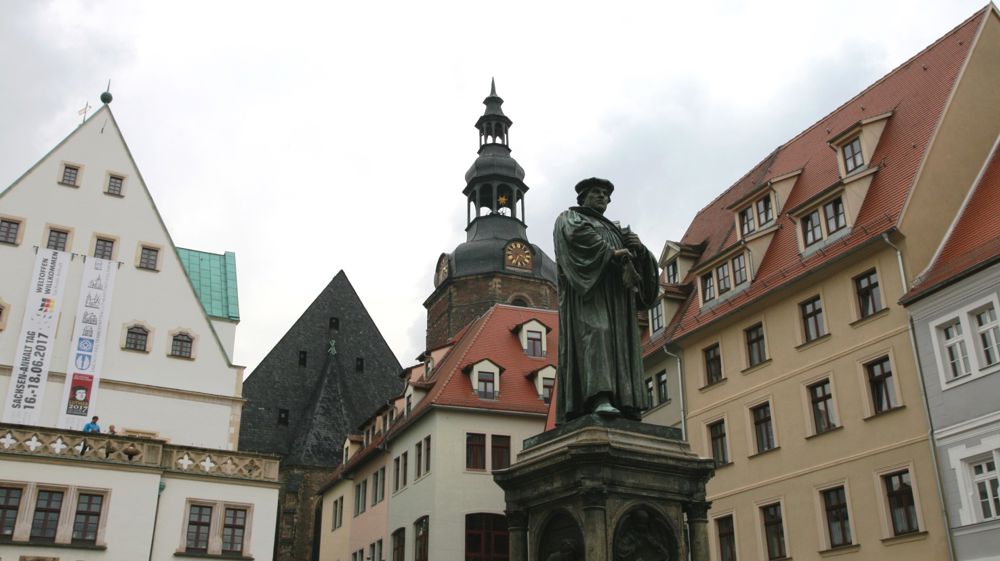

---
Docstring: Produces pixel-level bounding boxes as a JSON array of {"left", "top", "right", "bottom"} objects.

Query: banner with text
[
  {"left": 2, "top": 250, "right": 71, "bottom": 425},
  {"left": 57, "top": 256, "right": 117, "bottom": 430}
]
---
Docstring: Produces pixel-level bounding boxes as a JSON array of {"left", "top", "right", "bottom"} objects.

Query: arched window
[
  {"left": 466, "top": 513, "right": 509, "bottom": 561},
  {"left": 391, "top": 528, "right": 405, "bottom": 561},
  {"left": 125, "top": 326, "right": 149, "bottom": 351},
  {"left": 171, "top": 333, "right": 194, "bottom": 358},
  {"left": 414, "top": 516, "right": 429, "bottom": 561}
]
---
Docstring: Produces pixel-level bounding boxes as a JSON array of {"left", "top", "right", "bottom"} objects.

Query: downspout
[
  {"left": 663, "top": 347, "right": 686, "bottom": 441},
  {"left": 881, "top": 233, "right": 956, "bottom": 561},
  {"left": 148, "top": 478, "right": 166, "bottom": 561}
]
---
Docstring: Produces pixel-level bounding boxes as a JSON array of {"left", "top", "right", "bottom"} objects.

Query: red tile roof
[
  {"left": 903, "top": 137, "right": 1000, "bottom": 303},
  {"left": 658, "top": 8, "right": 986, "bottom": 345}
]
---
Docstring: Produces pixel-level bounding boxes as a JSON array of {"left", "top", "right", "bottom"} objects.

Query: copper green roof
[{"left": 177, "top": 248, "right": 240, "bottom": 321}]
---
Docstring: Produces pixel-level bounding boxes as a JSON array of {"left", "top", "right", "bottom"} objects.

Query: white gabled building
[{"left": 0, "top": 97, "right": 279, "bottom": 560}]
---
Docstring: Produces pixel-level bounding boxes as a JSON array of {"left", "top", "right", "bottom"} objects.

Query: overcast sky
[{"left": 0, "top": 0, "right": 988, "bottom": 373}]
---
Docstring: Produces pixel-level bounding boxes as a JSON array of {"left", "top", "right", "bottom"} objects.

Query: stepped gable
[
  {"left": 660, "top": 8, "right": 986, "bottom": 343},
  {"left": 239, "top": 271, "right": 402, "bottom": 467},
  {"left": 902, "top": 136, "right": 1000, "bottom": 303}
]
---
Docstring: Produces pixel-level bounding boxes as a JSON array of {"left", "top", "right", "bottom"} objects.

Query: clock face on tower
[
  {"left": 505, "top": 241, "right": 533, "bottom": 270},
  {"left": 435, "top": 256, "right": 449, "bottom": 287}
]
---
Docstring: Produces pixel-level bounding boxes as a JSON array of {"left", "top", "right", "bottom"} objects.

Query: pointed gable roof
[
  {"left": 662, "top": 8, "right": 987, "bottom": 342},
  {"left": 239, "top": 271, "right": 403, "bottom": 466},
  {"left": 902, "top": 134, "right": 1000, "bottom": 303}
]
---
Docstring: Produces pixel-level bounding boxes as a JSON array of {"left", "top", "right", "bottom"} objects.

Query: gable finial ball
[{"left": 100, "top": 91, "right": 113, "bottom": 104}]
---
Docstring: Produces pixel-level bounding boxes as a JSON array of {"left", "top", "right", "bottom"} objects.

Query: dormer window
[
  {"left": 701, "top": 273, "right": 715, "bottom": 302},
  {"left": 802, "top": 210, "right": 823, "bottom": 247},
  {"left": 513, "top": 319, "right": 550, "bottom": 357},
  {"left": 842, "top": 136, "right": 864, "bottom": 174},
  {"left": 477, "top": 372, "right": 496, "bottom": 400},
  {"left": 650, "top": 302, "right": 664, "bottom": 332},
  {"left": 733, "top": 254, "right": 748, "bottom": 285},
  {"left": 526, "top": 330, "right": 543, "bottom": 357},
  {"left": 824, "top": 198, "right": 846, "bottom": 234},
  {"left": 665, "top": 260, "right": 678, "bottom": 284},
  {"left": 542, "top": 377, "right": 555, "bottom": 403},
  {"left": 464, "top": 359, "right": 503, "bottom": 400},
  {"left": 756, "top": 196, "right": 773, "bottom": 226},
  {"left": 716, "top": 264, "right": 731, "bottom": 295},
  {"left": 527, "top": 365, "right": 557, "bottom": 402},
  {"left": 739, "top": 207, "right": 755, "bottom": 237},
  {"left": 799, "top": 196, "right": 847, "bottom": 249}
]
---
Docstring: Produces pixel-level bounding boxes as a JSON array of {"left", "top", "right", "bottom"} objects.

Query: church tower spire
[{"left": 464, "top": 79, "right": 527, "bottom": 225}]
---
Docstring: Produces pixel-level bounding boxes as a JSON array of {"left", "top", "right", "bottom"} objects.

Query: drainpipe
[
  {"left": 663, "top": 347, "right": 686, "bottom": 441},
  {"left": 148, "top": 478, "right": 166, "bottom": 561},
  {"left": 881, "top": 233, "right": 956, "bottom": 561}
]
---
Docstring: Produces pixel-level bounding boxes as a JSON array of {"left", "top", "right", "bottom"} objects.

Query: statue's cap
[{"left": 574, "top": 177, "right": 615, "bottom": 195}]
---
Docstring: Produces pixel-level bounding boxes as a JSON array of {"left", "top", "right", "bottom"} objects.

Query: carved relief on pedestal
[
  {"left": 537, "top": 510, "right": 584, "bottom": 561},
  {"left": 613, "top": 506, "right": 679, "bottom": 561}
]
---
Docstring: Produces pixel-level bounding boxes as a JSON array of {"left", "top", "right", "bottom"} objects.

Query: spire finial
[
  {"left": 490, "top": 77, "right": 497, "bottom": 97},
  {"left": 100, "top": 79, "right": 113, "bottom": 105}
]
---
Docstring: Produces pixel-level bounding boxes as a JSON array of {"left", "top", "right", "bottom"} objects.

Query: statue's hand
[
  {"left": 613, "top": 248, "right": 631, "bottom": 259},
  {"left": 623, "top": 232, "right": 643, "bottom": 251}
]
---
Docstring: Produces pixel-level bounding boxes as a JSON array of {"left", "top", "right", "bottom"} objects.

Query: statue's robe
[{"left": 553, "top": 207, "right": 659, "bottom": 423}]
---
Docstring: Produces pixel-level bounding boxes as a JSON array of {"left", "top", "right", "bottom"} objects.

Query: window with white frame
[
  {"left": 701, "top": 273, "right": 715, "bottom": 303},
  {"left": 732, "top": 253, "right": 748, "bottom": 286},
  {"left": 842, "top": 136, "right": 864, "bottom": 174},
  {"left": 972, "top": 457, "right": 1000, "bottom": 521},
  {"left": 739, "top": 207, "right": 755, "bottom": 237},
  {"left": 930, "top": 297, "right": 1000, "bottom": 389},
  {"left": 332, "top": 495, "right": 344, "bottom": 530},
  {"left": 800, "top": 196, "right": 848, "bottom": 250},
  {"left": 973, "top": 304, "right": 1000, "bottom": 368},
  {"left": 940, "top": 320, "right": 971, "bottom": 380},
  {"left": 650, "top": 301, "right": 664, "bottom": 332},
  {"left": 354, "top": 480, "right": 367, "bottom": 516},
  {"left": 757, "top": 196, "right": 774, "bottom": 227},
  {"left": 0, "top": 484, "right": 109, "bottom": 546},
  {"left": 717, "top": 263, "right": 731, "bottom": 294},
  {"left": 665, "top": 260, "right": 678, "bottom": 284}
]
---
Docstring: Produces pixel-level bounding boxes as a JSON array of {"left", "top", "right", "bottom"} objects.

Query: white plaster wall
[
  {"left": 387, "top": 409, "right": 544, "bottom": 561},
  {"left": 211, "top": 318, "right": 238, "bottom": 362},
  {"left": 151, "top": 475, "right": 278, "bottom": 561},
  {"left": 0, "top": 107, "right": 242, "bottom": 448},
  {"left": 0, "top": 457, "right": 161, "bottom": 560}
]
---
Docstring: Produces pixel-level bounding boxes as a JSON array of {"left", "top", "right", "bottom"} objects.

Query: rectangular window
[
  {"left": 62, "top": 165, "right": 80, "bottom": 185},
  {"left": 732, "top": 254, "right": 747, "bottom": 286},
  {"left": 371, "top": 471, "right": 380, "bottom": 506},
  {"left": 709, "top": 420, "right": 728, "bottom": 466},
  {"left": 717, "top": 263, "right": 731, "bottom": 294},
  {"left": 702, "top": 273, "right": 715, "bottom": 302},
  {"left": 972, "top": 458, "right": 1000, "bottom": 520},
  {"left": 739, "top": 207, "right": 756, "bottom": 236},
  {"left": 186, "top": 504, "right": 212, "bottom": 552},
  {"left": 656, "top": 371, "right": 668, "bottom": 403},
  {"left": 866, "top": 356, "right": 897, "bottom": 414},
  {"left": 704, "top": 344, "right": 723, "bottom": 385},
  {"left": 842, "top": 137, "right": 864, "bottom": 174},
  {"left": 651, "top": 302, "right": 664, "bottom": 332},
  {"left": 761, "top": 503, "right": 786, "bottom": 560},
  {"left": 823, "top": 198, "right": 846, "bottom": 234},
  {"left": 424, "top": 436, "right": 431, "bottom": 474},
  {"left": 526, "top": 330, "right": 544, "bottom": 356},
  {"left": 30, "top": 489, "right": 63, "bottom": 541},
  {"left": 645, "top": 377, "right": 654, "bottom": 408},
  {"left": 542, "top": 377, "right": 555, "bottom": 403},
  {"left": 0, "top": 487, "right": 20, "bottom": 539},
  {"left": 72, "top": 493, "right": 103, "bottom": 544},
  {"left": 666, "top": 260, "right": 678, "bottom": 284},
  {"left": 354, "top": 481, "right": 367, "bottom": 516},
  {"left": 477, "top": 371, "right": 496, "bottom": 399},
  {"left": 974, "top": 305, "right": 1000, "bottom": 368},
  {"left": 222, "top": 507, "right": 247, "bottom": 554},
  {"left": 822, "top": 486, "right": 852, "bottom": 548},
  {"left": 800, "top": 296, "right": 825, "bottom": 343},
  {"left": 392, "top": 528, "right": 405, "bottom": 561},
  {"left": 356, "top": 357, "right": 365, "bottom": 372},
  {"left": 716, "top": 515, "right": 737, "bottom": 561},
  {"left": 757, "top": 196, "right": 774, "bottom": 226},
  {"left": 884, "top": 471, "right": 919, "bottom": 535},
  {"left": 414, "top": 516, "right": 429, "bottom": 561},
  {"left": 751, "top": 402, "right": 776, "bottom": 453},
  {"left": 139, "top": 246, "right": 159, "bottom": 270},
  {"left": 171, "top": 334, "right": 193, "bottom": 358},
  {"left": 377, "top": 467, "right": 386, "bottom": 503},
  {"left": 802, "top": 210, "right": 822, "bottom": 246},
  {"left": 941, "top": 320, "right": 971, "bottom": 380},
  {"left": 808, "top": 379, "right": 836, "bottom": 434},
  {"left": 492, "top": 435, "right": 511, "bottom": 470},
  {"left": 125, "top": 326, "right": 148, "bottom": 351},
  {"left": 94, "top": 238, "right": 115, "bottom": 260},
  {"left": 416, "top": 442, "right": 423, "bottom": 478},
  {"left": 467, "top": 433, "right": 486, "bottom": 470},
  {"left": 107, "top": 175, "right": 124, "bottom": 195},
  {"left": 854, "top": 269, "right": 882, "bottom": 318},
  {"left": 47, "top": 229, "right": 69, "bottom": 251},
  {"left": 401, "top": 453, "right": 408, "bottom": 486},
  {"left": 0, "top": 219, "right": 20, "bottom": 245},
  {"left": 393, "top": 457, "right": 401, "bottom": 491},
  {"left": 298, "top": 350, "right": 308, "bottom": 367},
  {"left": 745, "top": 323, "right": 767, "bottom": 367},
  {"left": 332, "top": 496, "right": 343, "bottom": 529}
]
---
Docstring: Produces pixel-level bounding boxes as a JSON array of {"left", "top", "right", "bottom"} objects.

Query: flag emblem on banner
[
  {"left": 77, "top": 338, "right": 95, "bottom": 352},
  {"left": 38, "top": 298, "right": 55, "bottom": 313},
  {"left": 75, "top": 354, "right": 92, "bottom": 370}
]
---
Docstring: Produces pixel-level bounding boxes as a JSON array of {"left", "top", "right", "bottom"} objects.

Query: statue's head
[{"left": 575, "top": 177, "right": 614, "bottom": 211}]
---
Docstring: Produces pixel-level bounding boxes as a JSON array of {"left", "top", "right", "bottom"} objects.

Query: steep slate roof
[
  {"left": 239, "top": 271, "right": 403, "bottom": 467},
  {"left": 648, "top": 8, "right": 986, "bottom": 347},
  {"left": 902, "top": 135, "right": 1000, "bottom": 303},
  {"left": 176, "top": 248, "right": 240, "bottom": 321}
]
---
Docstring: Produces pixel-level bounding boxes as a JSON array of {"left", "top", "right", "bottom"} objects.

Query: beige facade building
[{"left": 644, "top": 7, "right": 1000, "bottom": 561}]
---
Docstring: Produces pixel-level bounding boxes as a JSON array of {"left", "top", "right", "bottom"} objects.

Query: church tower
[{"left": 424, "top": 80, "right": 558, "bottom": 350}]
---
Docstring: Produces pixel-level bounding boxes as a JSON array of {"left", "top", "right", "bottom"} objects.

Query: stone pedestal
[{"left": 494, "top": 415, "right": 714, "bottom": 561}]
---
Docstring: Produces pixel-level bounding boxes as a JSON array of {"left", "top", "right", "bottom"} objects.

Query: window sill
[
  {"left": 819, "top": 544, "right": 859, "bottom": 556},
  {"left": 136, "top": 265, "right": 160, "bottom": 273},
  {"left": 465, "top": 468, "right": 490, "bottom": 474},
  {"left": 863, "top": 404, "right": 906, "bottom": 421},
  {"left": 805, "top": 425, "right": 843, "bottom": 440},
  {"left": 741, "top": 359, "right": 772, "bottom": 375},
  {"left": 57, "top": 181, "right": 80, "bottom": 188},
  {"left": 699, "top": 379, "right": 727, "bottom": 392},
  {"left": 168, "top": 354, "right": 196, "bottom": 361},
  {"left": 849, "top": 307, "right": 889, "bottom": 327},
  {"left": 796, "top": 333, "right": 831, "bottom": 350},
  {"left": 748, "top": 446, "right": 780, "bottom": 458},
  {"left": 174, "top": 552, "right": 254, "bottom": 560},
  {"left": 714, "top": 461, "right": 734, "bottom": 470},
  {"left": 122, "top": 346, "right": 150, "bottom": 354},
  {"left": 0, "top": 240, "right": 18, "bottom": 246},
  {"left": 103, "top": 191, "right": 124, "bottom": 198},
  {"left": 880, "top": 530, "right": 927, "bottom": 545},
  {"left": 5, "top": 539, "right": 107, "bottom": 550}
]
